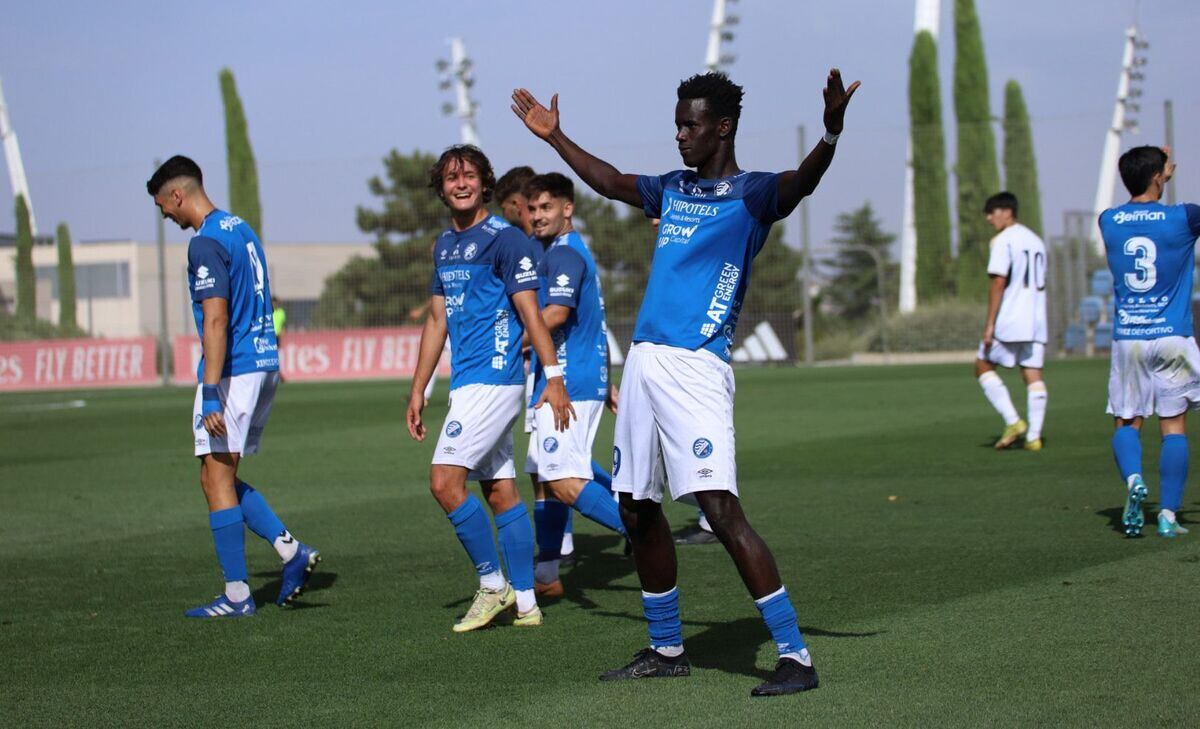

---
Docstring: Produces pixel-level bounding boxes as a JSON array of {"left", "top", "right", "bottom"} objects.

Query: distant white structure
[
  {"left": 704, "top": 0, "right": 738, "bottom": 72},
  {"left": 1092, "top": 26, "right": 1148, "bottom": 254},
  {"left": 436, "top": 38, "right": 480, "bottom": 146},
  {"left": 898, "top": 0, "right": 941, "bottom": 314},
  {"left": 0, "top": 76, "right": 37, "bottom": 235}
]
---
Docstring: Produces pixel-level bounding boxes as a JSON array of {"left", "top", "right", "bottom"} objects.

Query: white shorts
[
  {"left": 432, "top": 383, "right": 524, "bottom": 481},
  {"left": 612, "top": 342, "right": 737, "bottom": 505},
  {"left": 1107, "top": 336, "right": 1200, "bottom": 419},
  {"left": 977, "top": 340, "right": 1045, "bottom": 369},
  {"left": 525, "top": 399, "right": 604, "bottom": 482},
  {"left": 192, "top": 371, "right": 279, "bottom": 457},
  {"left": 524, "top": 369, "right": 536, "bottom": 434}
]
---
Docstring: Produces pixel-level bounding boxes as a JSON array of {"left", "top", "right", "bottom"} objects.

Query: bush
[
  {"left": 865, "top": 300, "right": 981, "bottom": 352},
  {"left": 0, "top": 311, "right": 85, "bottom": 342}
]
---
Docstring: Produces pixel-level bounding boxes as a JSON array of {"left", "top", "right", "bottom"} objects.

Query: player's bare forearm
[
  {"left": 541, "top": 304, "right": 571, "bottom": 335},
  {"left": 777, "top": 143, "right": 837, "bottom": 214},
  {"left": 411, "top": 296, "right": 448, "bottom": 398},
  {"left": 983, "top": 276, "right": 1006, "bottom": 343},
  {"left": 200, "top": 298, "right": 229, "bottom": 385},
  {"left": 514, "top": 292, "right": 559, "bottom": 367},
  {"left": 546, "top": 130, "right": 642, "bottom": 207}
]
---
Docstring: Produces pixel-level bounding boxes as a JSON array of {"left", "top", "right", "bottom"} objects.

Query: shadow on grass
[
  {"left": 590, "top": 612, "right": 883, "bottom": 680},
  {"left": 251, "top": 570, "right": 338, "bottom": 609}
]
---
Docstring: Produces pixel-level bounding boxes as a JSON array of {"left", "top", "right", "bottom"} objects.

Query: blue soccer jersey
[
  {"left": 530, "top": 231, "right": 609, "bottom": 404},
  {"left": 430, "top": 215, "right": 542, "bottom": 389},
  {"left": 187, "top": 209, "right": 278, "bottom": 381},
  {"left": 1100, "top": 202, "right": 1200, "bottom": 340},
  {"left": 635, "top": 170, "right": 784, "bottom": 361}
]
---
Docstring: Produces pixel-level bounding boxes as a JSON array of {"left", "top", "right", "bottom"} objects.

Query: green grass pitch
[{"left": 2, "top": 359, "right": 1198, "bottom": 726}]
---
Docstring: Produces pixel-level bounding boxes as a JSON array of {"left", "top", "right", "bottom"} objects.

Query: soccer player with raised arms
[
  {"left": 407, "top": 145, "right": 574, "bottom": 631},
  {"left": 974, "top": 192, "right": 1049, "bottom": 450},
  {"left": 520, "top": 172, "right": 626, "bottom": 596},
  {"left": 1101, "top": 145, "right": 1200, "bottom": 538},
  {"left": 146, "top": 156, "right": 319, "bottom": 618},
  {"left": 513, "top": 69, "right": 858, "bottom": 695}
]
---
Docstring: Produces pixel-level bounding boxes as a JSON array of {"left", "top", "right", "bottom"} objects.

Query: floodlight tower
[
  {"left": 704, "top": 0, "right": 739, "bottom": 72},
  {"left": 436, "top": 38, "right": 480, "bottom": 146},
  {"left": 0, "top": 76, "right": 37, "bottom": 235},
  {"left": 1092, "top": 25, "right": 1148, "bottom": 254},
  {"left": 898, "top": 0, "right": 941, "bottom": 314}
]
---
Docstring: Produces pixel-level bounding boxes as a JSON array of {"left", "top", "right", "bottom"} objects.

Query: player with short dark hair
[
  {"left": 496, "top": 165, "right": 537, "bottom": 234},
  {"left": 513, "top": 68, "right": 858, "bottom": 696},
  {"left": 518, "top": 172, "right": 626, "bottom": 597},
  {"left": 407, "top": 145, "right": 574, "bottom": 631},
  {"left": 147, "top": 155, "right": 319, "bottom": 618},
  {"left": 974, "top": 191, "right": 1049, "bottom": 450},
  {"left": 1102, "top": 145, "right": 1200, "bottom": 537}
]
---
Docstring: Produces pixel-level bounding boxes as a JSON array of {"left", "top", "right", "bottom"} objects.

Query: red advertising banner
[
  {"left": 171, "top": 327, "right": 450, "bottom": 384},
  {"left": 0, "top": 337, "right": 158, "bottom": 391}
]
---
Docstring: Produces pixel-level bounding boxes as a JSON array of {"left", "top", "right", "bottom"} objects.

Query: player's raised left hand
[
  {"left": 822, "top": 68, "right": 861, "bottom": 136},
  {"left": 536, "top": 377, "right": 576, "bottom": 432},
  {"left": 512, "top": 89, "right": 560, "bottom": 141}
]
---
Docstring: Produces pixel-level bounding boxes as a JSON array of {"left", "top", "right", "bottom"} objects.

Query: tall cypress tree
[
  {"left": 219, "top": 68, "right": 263, "bottom": 237},
  {"left": 56, "top": 222, "right": 77, "bottom": 331},
  {"left": 953, "top": 0, "right": 1000, "bottom": 300},
  {"left": 908, "top": 30, "right": 954, "bottom": 301},
  {"left": 1002, "top": 79, "right": 1044, "bottom": 236},
  {"left": 14, "top": 194, "right": 35, "bottom": 323}
]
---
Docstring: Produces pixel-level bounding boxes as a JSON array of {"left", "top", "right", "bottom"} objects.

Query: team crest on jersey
[
  {"left": 714, "top": 181, "right": 732, "bottom": 196},
  {"left": 464, "top": 243, "right": 477, "bottom": 260},
  {"left": 445, "top": 420, "right": 463, "bottom": 438},
  {"left": 693, "top": 438, "right": 713, "bottom": 459},
  {"left": 543, "top": 437, "right": 559, "bottom": 454}
]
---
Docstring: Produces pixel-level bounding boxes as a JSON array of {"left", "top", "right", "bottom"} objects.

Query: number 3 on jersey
[{"left": 1123, "top": 236, "right": 1157, "bottom": 293}]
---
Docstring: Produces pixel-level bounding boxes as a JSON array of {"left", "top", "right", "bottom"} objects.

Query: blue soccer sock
[
  {"left": 574, "top": 480, "right": 627, "bottom": 535},
  {"left": 591, "top": 460, "right": 613, "bottom": 491},
  {"left": 1112, "top": 426, "right": 1143, "bottom": 484},
  {"left": 1160, "top": 434, "right": 1188, "bottom": 512},
  {"left": 446, "top": 494, "right": 504, "bottom": 587},
  {"left": 495, "top": 503, "right": 536, "bottom": 607},
  {"left": 234, "top": 481, "right": 297, "bottom": 562},
  {"left": 755, "top": 587, "right": 811, "bottom": 665},
  {"left": 534, "top": 498, "right": 570, "bottom": 562},
  {"left": 209, "top": 506, "right": 248, "bottom": 599},
  {"left": 643, "top": 587, "right": 684, "bottom": 655}
]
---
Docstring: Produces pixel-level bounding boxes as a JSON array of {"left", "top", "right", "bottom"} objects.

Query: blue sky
[{"left": 1, "top": 0, "right": 1198, "bottom": 255}]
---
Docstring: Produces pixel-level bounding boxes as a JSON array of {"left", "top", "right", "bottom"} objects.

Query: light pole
[
  {"left": 436, "top": 38, "right": 480, "bottom": 146},
  {"left": 1092, "top": 26, "right": 1148, "bottom": 253},
  {"left": 704, "top": 0, "right": 739, "bottom": 72}
]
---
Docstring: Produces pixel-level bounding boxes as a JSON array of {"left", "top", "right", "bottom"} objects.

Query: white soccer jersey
[{"left": 987, "top": 223, "right": 1048, "bottom": 343}]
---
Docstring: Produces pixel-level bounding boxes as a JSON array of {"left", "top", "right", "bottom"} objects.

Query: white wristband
[
  {"left": 543, "top": 364, "right": 564, "bottom": 379},
  {"left": 823, "top": 130, "right": 840, "bottom": 145}
]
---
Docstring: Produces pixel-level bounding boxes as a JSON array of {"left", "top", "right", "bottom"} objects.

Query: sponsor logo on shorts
[
  {"left": 693, "top": 438, "right": 714, "bottom": 459},
  {"left": 543, "top": 437, "right": 559, "bottom": 453},
  {"left": 445, "top": 420, "right": 463, "bottom": 438},
  {"left": 697, "top": 468, "right": 714, "bottom": 479},
  {"left": 613, "top": 446, "right": 621, "bottom": 476},
  {"left": 442, "top": 446, "right": 456, "bottom": 454}
]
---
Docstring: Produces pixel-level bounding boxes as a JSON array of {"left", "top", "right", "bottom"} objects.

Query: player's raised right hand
[
  {"left": 406, "top": 391, "right": 427, "bottom": 442},
  {"left": 512, "top": 89, "right": 559, "bottom": 140}
]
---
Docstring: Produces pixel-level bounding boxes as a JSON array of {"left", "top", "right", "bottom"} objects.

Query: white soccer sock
[
  {"left": 225, "top": 581, "right": 251, "bottom": 603},
  {"left": 480, "top": 570, "right": 506, "bottom": 592},
  {"left": 535, "top": 559, "right": 560, "bottom": 585},
  {"left": 273, "top": 530, "right": 299, "bottom": 563},
  {"left": 697, "top": 510, "right": 713, "bottom": 533},
  {"left": 560, "top": 531, "right": 574, "bottom": 556},
  {"left": 978, "top": 371, "right": 1020, "bottom": 425},
  {"left": 783, "top": 648, "right": 813, "bottom": 667},
  {"left": 515, "top": 589, "right": 537, "bottom": 614},
  {"left": 1026, "top": 381, "right": 1048, "bottom": 440}
]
